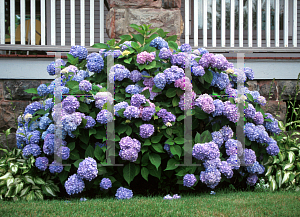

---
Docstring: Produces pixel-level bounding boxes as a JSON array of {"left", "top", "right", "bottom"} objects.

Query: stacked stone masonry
[{"left": 0, "top": 78, "right": 293, "bottom": 150}]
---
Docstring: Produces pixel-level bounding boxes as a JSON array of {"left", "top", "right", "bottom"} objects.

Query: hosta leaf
[
  {"left": 282, "top": 171, "right": 291, "bottom": 185},
  {"left": 9, "top": 163, "right": 18, "bottom": 175},
  {"left": 287, "top": 151, "right": 296, "bottom": 164},
  {"left": 5, "top": 185, "right": 16, "bottom": 197},
  {"left": 149, "top": 153, "right": 161, "bottom": 171},
  {"left": 6, "top": 177, "right": 14, "bottom": 188},
  {"left": 141, "top": 167, "right": 149, "bottom": 181},
  {"left": 278, "top": 152, "right": 286, "bottom": 162},
  {"left": 283, "top": 163, "right": 294, "bottom": 171},
  {"left": 276, "top": 170, "right": 282, "bottom": 188},
  {"left": 34, "top": 177, "right": 45, "bottom": 185},
  {"left": 26, "top": 190, "right": 36, "bottom": 201},
  {"left": 269, "top": 176, "right": 277, "bottom": 191},
  {"left": 15, "top": 182, "right": 24, "bottom": 195},
  {"left": 0, "top": 172, "right": 12, "bottom": 180},
  {"left": 43, "top": 185, "right": 57, "bottom": 197},
  {"left": 265, "top": 165, "right": 273, "bottom": 176},
  {"left": 19, "top": 185, "right": 31, "bottom": 197},
  {"left": 35, "top": 190, "right": 44, "bottom": 200}
]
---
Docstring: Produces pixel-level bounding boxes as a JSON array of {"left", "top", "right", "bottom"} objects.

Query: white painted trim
[
  {"left": 90, "top": 0, "right": 94, "bottom": 46},
  {"left": 230, "top": 0, "right": 235, "bottom": 47},
  {"left": 221, "top": 0, "right": 225, "bottom": 47},
  {"left": 257, "top": 0, "right": 261, "bottom": 47},
  {"left": 61, "top": 0, "right": 65, "bottom": 46},
  {"left": 40, "top": 0, "right": 45, "bottom": 45},
  {"left": 100, "top": 0, "right": 104, "bottom": 43},
  {"left": 185, "top": 0, "right": 189, "bottom": 45},
  {"left": 194, "top": 0, "right": 198, "bottom": 47},
  {"left": 51, "top": 0, "right": 55, "bottom": 45},
  {"left": 248, "top": 0, "right": 252, "bottom": 47},
  {"left": 71, "top": 0, "right": 75, "bottom": 46},
  {"left": 284, "top": 0, "right": 288, "bottom": 47},
  {"left": 275, "top": 0, "right": 279, "bottom": 47},
  {"left": 0, "top": 0, "right": 5, "bottom": 45},
  {"left": 10, "top": 0, "right": 15, "bottom": 45},
  {"left": 293, "top": 0, "right": 297, "bottom": 47},
  {"left": 239, "top": 0, "right": 243, "bottom": 47},
  {"left": 203, "top": 0, "right": 207, "bottom": 47},
  {"left": 30, "top": 0, "right": 35, "bottom": 45},
  {"left": 20, "top": 0, "right": 25, "bottom": 45},
  {"left": 266, "top": 0, "right": 270, "bottom": 47},
  {"left": 80, "top": 0, "right": 85, "bottom": 46}
]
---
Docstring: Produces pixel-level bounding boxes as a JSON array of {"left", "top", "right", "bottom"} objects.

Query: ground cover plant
[{"left": 1, "top": 23, "right": 289, "bottom": 201}]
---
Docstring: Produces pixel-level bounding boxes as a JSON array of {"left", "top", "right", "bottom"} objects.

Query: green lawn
[{"left": 1, "top": 189, "right": 300, "bottom": 217}]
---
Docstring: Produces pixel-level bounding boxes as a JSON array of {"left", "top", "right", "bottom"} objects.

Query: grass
[{"left": 1, "top": 188, "right": 300, "bottom": 217}]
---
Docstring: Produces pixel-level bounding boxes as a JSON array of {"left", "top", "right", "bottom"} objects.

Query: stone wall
[
  {"left": 0, "top": 78, "right": 294, "bottom": 150},
  {"left": 105, "top": 0, "right": 184, "bottom": 46}
]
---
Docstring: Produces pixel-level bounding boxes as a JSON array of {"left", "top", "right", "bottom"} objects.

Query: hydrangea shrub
[{"left": 18, "top": 24, "right": 282, "bottom": 198}]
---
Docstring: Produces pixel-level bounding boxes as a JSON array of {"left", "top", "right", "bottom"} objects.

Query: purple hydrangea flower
[
  {"left": 172, "top": 194, "right": 181, "bottom": 199},
  {"left": 131, "top": 94, "right": 146, "bottom": 107},
  {"left": 255, "top": 127, "right": 270, "bottom": 144},
  {"left": 35, "top": 157, "right": 48, "bottom": 171},
  {"left": 49, "top": 160, "right": 64, "bottom": 174},
  {"left": 266, "top": 142, "right": 280, "bottom": 156},
  {"left": 22, "top": 145, "right": 32, "bottom": 157},
  {"left": 247, "top": 174, "right": 258, "bottom": 186},
  {"left": 125, "top": 84, "right": 143, "bottom": 95},
  {"left": 244, "top": 103, "right": 256, "bottom": 119},
  {"left": 24, "top": 102, "right": 42, "bottom": 116},
  {"left": 141, "top": 107, "right": 156, "bottom": 121},
  {"left": 139, "top": 124, "right": 155, "bottom": 138},
  {"left": 223, "top": 101, "right": 239, "bottom": 123},
  {"left": 164, "top": 142, "right": 174, "bottom": 158},
  {"left": 150, "top": 37, "right": 169, "bottom": 50},
  {"left": 203, "top": 158, "right": 222, "bottom": 170},
  {"left": 218, "top": 161, "right": 234, "bottom": 179},
  {"left": 43, "top": 133, "right": 55, "bottom": 155},
  {"left": 64, "top": 174, "right": 85, "bottom": 195},
  {"left": 114, "top": 102, "right": 129, "bottom": 117},
  {"left": 86, "top": 52, "right": 105, "bottom": 73},
  {"left": 195, "top": 94, "right": 215, "bottom": 114},
  {"left": 244, "top": 123, "right": 259, "bottom": 141},
  {"left": 246, "top": 161, "right": 265, "bottom": 174},
  {"left": 264, "top": 117, "right": 282, "bottom": 135},
  {"left": 157, "top": 109, "right": 176, "bottom": 124},
  {"left": 159, "top": 47, "right": 172, "bottom": 59},
  {"left": 123, "top": 106, "right": 140, "bottom": 120},
  {"left": 183, "top": 174, "right": 197, "bottom": 187},
  {"left": 198, "top": 53, "right": 216, "bottom": 68},
  {"left": 212, "top": 99, "right": 224, "bottom": 117},
  {"left": 100, "top": 178, "right": 112, "bottom": 190},
  {"left": 192, "top": 142, "right": 220, "bottom": 161},
  {"left": 200, "top": 167, "right": 222, "bottom": 189},
  {"left": 79, "top": 80, "right": 92, "bottom": 92},
  {"left": 244, "top": 148, "right": 257, "bottom": 166},
  {"left": 57, "top": 146, "right": 70, "bottom": 160},
  {"left": 226, "top": 154, "right": 241, "bottom": 170},
  {"left": 164, "top": 194, "right": 173, "bottom": 200},
  {"left": 153, "top": 73, "right": 166, "bottom": 90},
  {"left": 47, "top": 59, "right": 66, "bottom": 76},
  {"left": 120, "top": 41, "right": 132, "bottom": 51},
  {"left": 44, "top": 98, "right": 54, "bottom": 111},
  {"left": 115, "top": 187, "right": 133, "bottom": 200},
  {"left": 253, "top": 112, "right": 264, "bottom": 125},
  {"left": 96, "top": 110, "right": 113, "bottom": 124},
  {"left": 83, "top": 115, "right": 96, "bottom": 129},
  {"left": 170, "top": 53, "right": 186, "bottom": 68},
  {"left": 129, "top": 70, "right": 143, "bottom": 82},
  {"left": 77, "top": 157, "right": 98, "bottom": 181},
  {"left": 180, "top": 43, "right": 192, "bottom": 52},
  {"left": 62, "top": 96, "right": 80, "bottom": 114},
  {"left": 220, "top": 125, "right": 234, "bottom": 141},
  {"left": 211, "top": 131, "right": 224, "bottom": 148},
  {"left": 192, "top": 65, "right": 205, "bottom": 76},
  {"left": 109, "top": 64, "right": 130, "bottom": 83},
  {"left": 69, "top": 45, "right": 88, "bottom": 61},
  {"left": 119, "top": 148, "right": 139, "bottom": 162},
  {"left": 37, "top": 84, "right": 48, "bottom": 96},
  {"left": 243, "top": 67, "right": 255, "bottom": 80},
  {"left": 255, "top": 96, "right": 267, "bottom": 106},
  {"left": 211, "top": 54, "right": 229, "bottom": 70}
]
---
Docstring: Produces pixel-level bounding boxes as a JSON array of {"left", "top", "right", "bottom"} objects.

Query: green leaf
[
  {"left": 19, "top": 185, "right": 31, "bottom": 197},
  {"left": 58, "top": 170, "right": 68, "bottom": 184},
  {"left": 151, "top": 134, "right": 163, "bottom": 144},
  {"left": 283, "top": 163, "right": 294, "bottom": 171},
  {"left": 123, "top": 163, "right": 137, "bottom": 186},
  {"left": 176, "top": 115, "right": 185, "bottom": 122},
  {"left": 282, "top": 171, "right": 291, "bottom": 185},
  {"left": 125, "top": 126, "right": 132, "bottom": 136},
  {"left": 152, "top": 143, "right": 164, "bottom": 153},
  {"left": 131, "top": 41, "right": 140, "bottom": 51},
  {"left": 172, "top": 96, "right": 180, "bottom": 107},
  {"left": 33, "top": 177, "right": 45, "bottom": 185},
  {"left": 148, "top": 164, "right": 161, "bottom": 179},
  {"left": 149, "top": 153, "right": 161, "bottom": 171},
  {"left": 67, "top": 53, "right": 79, "bottom": 65},
  {"left": 35, "top": 190, "right": 44, "bottom": 200},
  {"left": 92, "top": 43, "right": 110, "bottom": 50},
  {"left": 70, "top": 150, "right": 80, "bottom": 160},
  {"left": 229, "top": 97, "right": 235, "bottom": 105},
  {"left": 165, "top": 35, "right": 178, "bottom": 42},
  {"left": 129, "top": 24, "right": 144, "bottom": 35},
  {"left": 78, "top": 103, "right": 90, "bottom": 113},
  {"left": 166, "top": 88, "right": 177, "bottom": 98},
  {"left": 144, "top": 139, "right": 152, "bottom": 146},
  {"left": 85, "top": 145, "right": 95, "bottom": 158},
  {"left": 247, "top": 94, "right": 254, "bottom": 102},
  {"left": 164, "top": 158, "right": 179, "bottom": 171},
  {"left": 64, "top": 165, "right": 71, "bottom": 172},
  {"left": 116, "top": 124, "right": 128, "bottom": 135},
  {"left": 141, "top": 89, "right": 150, "bottom": 99},
  {"left": 287, "top": 151, "right": 296, "bottom": 164},
  {"left": 24, "top": 176, "right": 35, "bottom": 186},
  {"left": 145, "top": 61, "right": 156, "bottom": 70},
  {"left": 170, "top": 145, "right": 182, "bottom": 158},
  {"left": 168, "top": 41, "right": 178, "bottom": 51},
  {"left": 174, "top": 137, "right": 184, "bottom": 145},
  {"left": 200, "top": 130, "right": 213, "bottom": 143},
  {"left": 124, "top": 58, "right": 132, "bottom": 64},
  {"left": 151, "top": 85, "right": 162, "bottom": 93},
  {"left": 276, "top": 170, "right": 283, "bottom": 188},
  {"left": 43, "top": 185, "right": 56, "bottom": 197},
  {"left": 166, "top": 128, "right": 172, "bottom": 136},
  {"left": 195, "top": 132, "right": 201, "bottom": 144},
  {"left": 265, "top": 165, "right": 273, "bottom": 176},
  {"left": 94, "top": 146, "right": 104, "bottom": 161},
  {"left": 87, "top": 128, "right": 97, "bottom": 137},
  {"left": 25, "top": 190, "right": 36, "bottom": 201},
  {"left": 132, "top": 34, "right": 144, "bottom": 45},
  {"left": 73, "top": 159, "right": 84, "bottom": 168},
  {"left": 24, "top": 88, "right": 38, "bottom": 94},
  {"left": 203, "top": 70, "right": 213, "bottom": 84},
  {"left": 269, "top": 176, "right": 277, "bottom": 191},
  {"left": 79, "top": 131, "right": 89, "bottom": 145},
  {"left": 141, "top": 167, "right": 149, "bottom": 181}
]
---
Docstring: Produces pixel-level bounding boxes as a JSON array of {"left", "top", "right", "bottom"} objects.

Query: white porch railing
[
  {"left": 0, "top": 0, "right": 105, "bottom": 50},
  {"left": 187, "top": 0, "right": 299, "bottom": 50}
]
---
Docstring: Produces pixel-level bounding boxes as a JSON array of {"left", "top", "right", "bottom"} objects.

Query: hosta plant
[
  {"left": 16, "top": 23, "right": 283, "bottom": 198},
  {"left": 0, "top": 132, "right": 60, "bottom": 201}
]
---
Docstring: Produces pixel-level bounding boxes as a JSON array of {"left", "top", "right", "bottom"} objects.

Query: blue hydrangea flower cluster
[
  {"left": 129, "top": 70, "right": 143, "bottom": 82},
  {"left": 37, "top": 84, "right": 48, "bottom": 96},
  {"left": 139, "top": 124, "right": 155, "bottom": 138},
  {"left": 254, "top": 96, "right": 267, "bottom": 106},
  {"left": 100, "top": 178, "right": 112, "bottom": 190},
  {"left": 164, "top": 142, "right": 174, "bottom": 158},
  {"left": 104, "top": 50, "right": 122, "bottom": 58},
  {"left": 150, "top": 37, "right": 169, "bottom": 50},
  {"left": 114, "top": 102, "right": 129, "bottom": 117},
  {"left": 192, "top": 142, "right": 220, "bottom": 161},
  {"left": 192, "top": 65, "right": 205, "bottom": 76},
  {"left": 223, "top": 101, "right": 239, "bottom": 123},
  {"left": 86, "top": 52, "right": 105, "bottom": 73},
  {"left": 183, "top": 174, "right": 197, "bottom": 187},
  {"left": 195, "top": 94, "right": 215, "bottom": 114},
  {"left": 211, "top": 99, "right": 224, "bottom": 117},
  {"left": 266, "top": 138, "right": 280, "bottom": 156},
  {"left": 125, "top": 84, "right": 143, "bottom": 94},
  {"left": 141, "top": 107, "right": 156, "bottom": 121},
  {"left": 47, "top": 59, "right": 66, "bottom": 76},
  {"left": 120, "top": 41, "right": 132, "bottom": 51},
  {"left": 211, "top": 54, "right": 229, "bottom": 70},
  {"left": 62, "top": 96, "right": 80, "bottom": 114},
  {"left": 244, "top": 103, "right": 256, "bottom": 119},
  {"left": 77, "top": 157, "right": 98, "bottom": 181},
  {"left": 218, "top": 161, "right": 234, "bottom": 179},
  {"left": 64, "top": 174, "right": 85, "bottom": 195},
  {"left": 157, "top": 109, "right": 176, "bottom": 124},
  {"left": 246, "top": 161, "right": 265, "bottom": 174},
  {"left": 193, "top": 47, "right": 209, "bottom": 55},
  {"left": 263, "top": 114, "right": 282, "bottom": 135},
  {"left": 94, "top": 92, "right": 113, "bottom": 110},
  {"left": 153, "top": 73, "right": 166, "bottom": 90},
  {"left": 179, "top": 43, "right": 192, "bottom": 52},
  {"left": 200, "top": 167, "right": 222, "bottom": 189},
  {"left": 198, "top": 53, "right": 216, "bottom": 68},
  {"left": 35, "top": 157, "right": 48, "bottom": 171},
  {"left": 123, "top": 106, "right": 140, "bottom": 120},
  {"left": 39, "top": 113, "right": 52, "bottom": 130},
  {"left": 118, "top": 136, "right": 141, "bottom": 162},
  {"left": 49, "top": 160, "right": 64, "bottom": 174},
  {"left": 69, "top": 45, "right": 88, "bottom": 61},
  {"left": 170, "top": 53, "right": 186, "bottom": 68},
  {"left": 83, "top": 115, "right": 96, "bottom": 129},
  {"left": 26, "top": 130, "right": 41, "bottom": 145},
  {"left": 243, "top": 67, "right": 255, "bottom": 80},
  {"left": 43, "top": 133, "right": 55, "bottom": 155},
  {"left": 244, "top": 148, "right": 257, "bottom": 166},
  {"left": 24, "top": 101, "right": 42, "bottom": 116},
  {"left": 220, "top": 125, "right": 234, "bottom": 141},
  {"left": 247, "top": 174, "right": 258, "bottom": 186},
  {"left": 79, "top": 80, "right": 92, "bottom": 92},
  {"left": 109, "top": 64, "right": 130, "bottom": 83},
  {"left": 131, "top": 94, "right": 146, "bottom": 107},
  {"left": 203, "top": 158, "right": 222, "bottom": 170},
  {"left": 159, "top": 47, "right": 172, "bottom": 59},
  {"left": 96, "top": 109, "right": 113, "bottom": 124},
  {"left": 253, "top": 112, "right": 264, "bottom": 125},
  {"left": 244, "top": 122, "right": 259, "bottom": 141},
  {"left": 57, "top": 146, "right": 70, "bottom": 160},
  {"left": 115, "top": 187, "right": 133, "bottom": 200},
  {"left": 211, "top": 131, "right": 224, "bottom": 148}
]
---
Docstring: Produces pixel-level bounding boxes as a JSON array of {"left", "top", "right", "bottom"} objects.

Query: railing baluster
[
  {"left": 284, "top": 0, "right": 288, "bottom": 47},
  {"left": 21, "top": 0, "right": 25, "bottom": 45},
  {"left": 221, "top": 0, "right": 225, "bottom": 47},
  {"left": 239, "top": 0, "right": 243, "bottom": 47},
  {"left": 30, "top": 0, "right": 35, "bottom": 45},
  {"left": 266, "top": 0, "right": 270, "bottom": 47},
  {"left": 10, "top": 0, "right": 15, "bottom": 44},
  {"left": 41, "top": 0, "right": 45, "bottom": 45},
  {"left": 275, "top": 0, "right": 279, "bottom": 47},
  {"left": 90, "top": 0, "right": 94, "bottom": 46},
  {"left": 194, "top": 0, "right": 198, "bottom": 47},
  {"left": 61, "top": 0, "right": 65, "bottom": 46},
  {"left": 212, "top": 0, "right": 216, "bottom": 47},
  {"left": 293, "top": 0, "right": 297, "bottom": 47},
  {"left": 257, "top": 0, "right": 261, "bottom": 47},
  {"left": 51, "top": 0, "right": 55, "bottom": 45},
  {"left": 71, "top": 0, "right": 75, "bottom": 46},
  {"left": 0, "top": 0, "right": 4, "bottom": 45},
  {"left": 100, "top": 0, "right": 104, "bottom": 43},
  {"left": 248, "top": 0, "right": 252, "bottom": 47},
  {"left": 230, "top": 0, "right": 235, "bottom": 47},
  {"left": 80, "top": 0, "right": 85, "bottom": 46},
  {"left": 185, "top": 0, "right": 189, "bottom": 45},
  {"left": 203, "top": 0, "right": 207, "bottom": 47}
]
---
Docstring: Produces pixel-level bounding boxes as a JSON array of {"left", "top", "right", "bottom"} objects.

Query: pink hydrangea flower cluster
[{"left": 136, "top": 51, "right": 155, "bottom": 64}]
